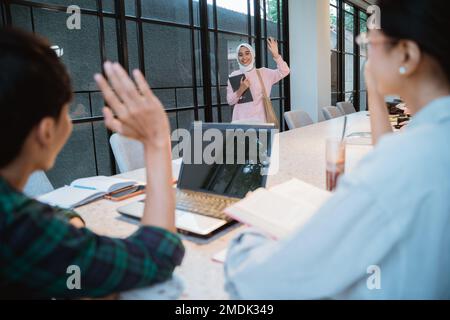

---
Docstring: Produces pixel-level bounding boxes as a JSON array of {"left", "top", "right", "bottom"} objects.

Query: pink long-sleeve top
[{"left": 226, "top": 56, "right": 290, "bottom": 123}]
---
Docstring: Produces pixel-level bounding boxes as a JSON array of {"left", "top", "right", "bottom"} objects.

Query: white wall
[{"left": 288, "top": 0, "right": 332, "bottom": 122}]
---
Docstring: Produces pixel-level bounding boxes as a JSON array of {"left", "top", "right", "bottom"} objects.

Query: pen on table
[{"left": 73, "top": 185, "right": 97, "bottom": 190}]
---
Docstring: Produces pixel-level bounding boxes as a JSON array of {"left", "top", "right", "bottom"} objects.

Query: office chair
[
  {"left": 24, "top": 171, "right": 54, "bottom": 197},
  {"left": 322, "top": 106, "right": 343, "bottom": 120},
  {"left": 284, "top": 110, "right": 314, "bottom": 130},
  {"left": 110, "top": 133, "right": 145, "bottom": 173},
  {"left": 337, "top": 101, "right": 357, "bottom": 115}
]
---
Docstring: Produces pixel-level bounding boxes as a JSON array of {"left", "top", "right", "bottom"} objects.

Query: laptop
[{"left": 117, "top": 122, "right": 275, "bottom": 237}]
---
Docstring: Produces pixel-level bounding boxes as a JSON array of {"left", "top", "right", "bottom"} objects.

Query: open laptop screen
[{"left": 177, "top": 123, "right": 274, "bottom": 199}]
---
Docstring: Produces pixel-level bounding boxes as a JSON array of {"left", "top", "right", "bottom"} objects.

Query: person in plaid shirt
[{"left": 0, "top": 28, "right": 184, "bottom": 299}]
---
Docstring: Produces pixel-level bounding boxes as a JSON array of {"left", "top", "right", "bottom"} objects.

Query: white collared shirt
[{"left": 224, "top": 96, "right": 450, "bottom": 300}]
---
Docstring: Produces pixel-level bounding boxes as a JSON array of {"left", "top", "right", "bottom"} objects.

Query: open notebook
[
  {"left": 38, "top": 176, "right": 137, "bottom": 209},
  {"left": 224, "top": 179, "right": 332, "bottom": 239}
]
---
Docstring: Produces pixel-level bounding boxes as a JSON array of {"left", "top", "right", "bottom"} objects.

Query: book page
[
  {"left": 271, "top": 179, "right": 331, "bottom": 207},
  {"left": 70, "top": 176, "right": 135, "bottom": 193},
  {"left": 38, "top": 186, "right": 102, "bottom": 209},
  {"left": 225, "top": 179, "right": 332, "bottom": 239}
]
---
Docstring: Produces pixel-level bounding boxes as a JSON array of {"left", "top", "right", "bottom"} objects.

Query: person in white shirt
[{"left": 224, "top": 0, "right": 450, "bottom": 299}]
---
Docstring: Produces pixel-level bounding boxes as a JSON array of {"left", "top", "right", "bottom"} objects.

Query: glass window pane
[
  {"left": 207, "top": 0, "right": 215, "bottom": 29},
  {"left": 266, "top": 0, "right": 279, "bottom": 39},
  {"left": 212, "top": 105, "right": 219, "bottom": 122},
  {"left": 10, "top": 5, "right": 33, "bottom": 31},
  {"left": 271, "top": 99, "right": 281, "bottom": 125},
  {"left": 93, "top": 121, "right": 114, "bottom": 176},
  {"left": 345, "top": 54, "right": 354, "bottom": 92},
  {"left": 194, "top": 30, "right": 203, "bottom": 87},
  {"left": 359, "top": 91, "right": 367, "bottom": 111},
  {"left": 221, "top": 105, "right": 233, "bottom": 123},
  {"left": 142, "top": 23, "right": 192, "bottom": 88},
  {"left": 270, "top": 82, "right": 281, "bottom": 98},
  {"left": 330, "top": 5, "right": 338, "bottom": 50},
  {"left": 344, "top": 3, "right": 354, "bottom": 13},
  {"left": 176, "top": 88, "right": 194, "bottom": 109},
  {"left": 91, "top": 92, "right": 107, "bottom": 117},
  {"left": 193, "top": 0, "right": 201, "bottom": 26},
  {"left": 141, "top": 0, "right": 190, "bottom": 25},
  {"left": 330, "top": 0, "right": 337, "bottom": 6},
  {"left": 102, "top": 0, "right": 115, "bottom": 13},
  {"left": 104, "top": 17, "right": 118, "bottom": 62},
  {"left": 360, "top": 56, "right": 367, "bottom": 91},
  {"left": 126, "top": 21, "right": 140, "bottom": 71},
  {"left": 168, "top": 111, "right": 178, "bottom": 133},
  {"left": 125, "top": 0, "right": 136, "bottom": 16},
  {"left": 216, "top": 0, "right": 249, "bottom": 34},
  {"left": 177, "top": 109, "right": 196, "bottom": 130},
  {"left": 47, "top": 123, "right": 97, "bottom": 187},
  {"left": 33, "top": 8, "right": 101, "bottom": 92},
  {"left": 30, "top": 0, "right": 96, "bottom": 10},
  {"left": 152, "top": 89, "right": 176, "bottom": 110},
  {"left": 220, "top": 86, "right": 228, "bottom": 104},
  {"left": 251, "top": 0, "right": 255, "bottom": 36},
  {"left": 344, "top": 12, "right": 354, "bottom": 53},
  {"left": 360, "top": 18, "right": 367, "bottom": 34},
  {"left": 70, "top": 93, "right": 90, "bottom": 120},
  {"left": 359, "top": 11, "right": 368, "bottom": 20}
]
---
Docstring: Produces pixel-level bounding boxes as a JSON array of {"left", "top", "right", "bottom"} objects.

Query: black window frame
[
  {"left": 330, "top": 0, "right": 367, "bottom": 111},
  {"left": 1, "top": 0, "right": 290, "bottom": 182}
]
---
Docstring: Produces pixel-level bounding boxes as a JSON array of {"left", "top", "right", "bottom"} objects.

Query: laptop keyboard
[{"left": 175, "top": 189, "right": 238, "bottom": 222}]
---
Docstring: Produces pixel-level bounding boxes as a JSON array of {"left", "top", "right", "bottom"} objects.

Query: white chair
[
  {"left": 322, "top": 106, "right": 343, "bottom": 120},
  {"left": 110, "top": 133, "right": 145, "bottom": 173},
  {"left": 284, "top": 110, "right": 314, "bottom": 130},
  {"left": 24, "top": 171, "right": 54, "bottom": 197},
  {"left": 337, "top": 101, "right": 357, "bottom": 115}
]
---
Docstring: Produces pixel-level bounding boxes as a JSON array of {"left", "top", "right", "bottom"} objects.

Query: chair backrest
[
  {"left": 284, "top": 110, "right": 314, "bottom": 130},
  {"left": 110, "top": 133, "right": 145, "bottom": 173},
  {"left": 322, "top": 106, "right": 343, "bottom": 120},
  {"left": 337, "top": 101, "right": 356, "bottom": 115},
  {"left": 24, "top": 171, "right": 54, "bottom": 197}
]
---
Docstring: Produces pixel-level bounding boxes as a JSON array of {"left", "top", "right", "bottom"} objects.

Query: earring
[{"left": 399, "top": 66, "right": 407, "bottom": 75}]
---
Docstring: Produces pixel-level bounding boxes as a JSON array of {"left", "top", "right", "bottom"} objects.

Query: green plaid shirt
[{"left": 0, "top": 177, "right": 185, "bottom": 299}]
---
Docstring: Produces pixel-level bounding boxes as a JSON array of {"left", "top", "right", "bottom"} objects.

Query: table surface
[{"left": 75, "top": 112, "right": 371, "bottom": 299}]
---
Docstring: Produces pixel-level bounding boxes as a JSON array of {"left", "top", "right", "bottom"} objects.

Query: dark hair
[
  {"left": 0, "top": 28, "right": 72, "bottom": 168},
  {"left": 378, "top": 0, "right": 450, "bottom": 84}
]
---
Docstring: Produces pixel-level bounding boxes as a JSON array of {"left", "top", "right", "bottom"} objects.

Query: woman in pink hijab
[{"left": 227, "top": 38, "right": 290, "bottom": 123}]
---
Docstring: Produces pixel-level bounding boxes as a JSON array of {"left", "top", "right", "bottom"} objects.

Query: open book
[
  {"left": 224, "top": 179, "right": 332, "bottom": 239},
  {"left": 38, "top": 176, "right": 137, "bottom": 209}
]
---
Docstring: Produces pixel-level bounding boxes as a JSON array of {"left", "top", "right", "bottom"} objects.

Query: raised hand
[
  {"left": 267, "top": 37, "right": 280, "bottom": 60},
  {"left": 94, "top": 62, "right": 170, "bottom": 151}
]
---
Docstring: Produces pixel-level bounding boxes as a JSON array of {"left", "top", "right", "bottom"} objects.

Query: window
[
  {"left": 329, "top": 0, "right": 367, "bottom": 111},
  {"left": 2, "top": 0, "right": 289, "bottom": 187}
]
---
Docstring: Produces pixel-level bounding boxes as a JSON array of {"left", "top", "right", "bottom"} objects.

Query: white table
[{"left": 75, "top": 112, "right": 371, "bottom": 299}]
